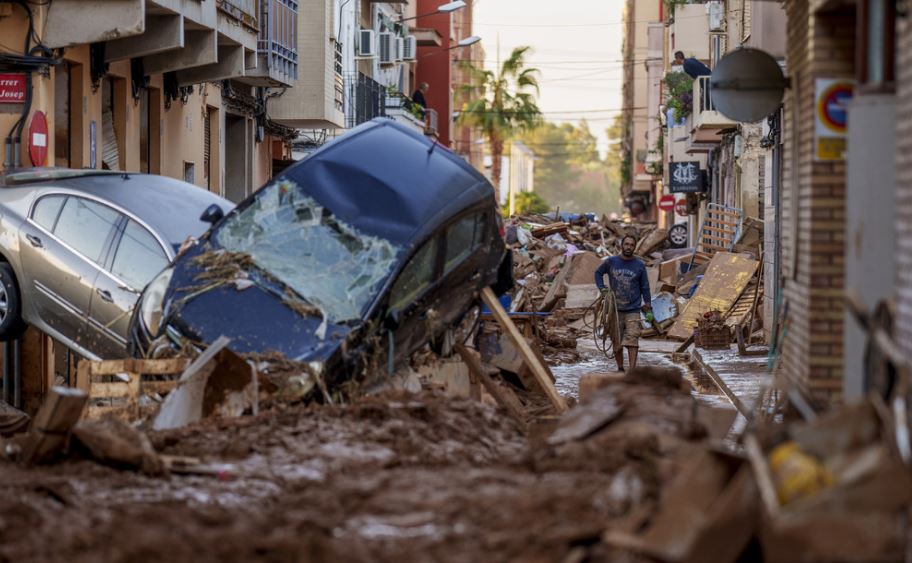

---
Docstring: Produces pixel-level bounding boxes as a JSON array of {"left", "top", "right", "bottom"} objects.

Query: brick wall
[
  {"left": 779, "top": 2, "right": 853, "bottom": 405},
  {"left": 896, "top": 17, "right": 912, "bottom": 357}
]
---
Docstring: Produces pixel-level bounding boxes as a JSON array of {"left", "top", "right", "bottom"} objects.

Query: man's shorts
[{"left": 616, "top": 310, "right": 642, "bottom": 348}]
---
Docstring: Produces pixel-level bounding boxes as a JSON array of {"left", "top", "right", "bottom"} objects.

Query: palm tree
[{"left": 456, "top": 46, "right": 542, "bottom": 196}]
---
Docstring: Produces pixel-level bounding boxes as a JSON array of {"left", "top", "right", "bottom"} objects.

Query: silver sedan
[{"left": 0, "top": 169, "right": 232, "bottom": 359}]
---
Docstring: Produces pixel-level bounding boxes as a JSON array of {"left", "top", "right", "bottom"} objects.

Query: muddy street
[{"left": 0, "top": 364, "right": 706, "bottom": 563}]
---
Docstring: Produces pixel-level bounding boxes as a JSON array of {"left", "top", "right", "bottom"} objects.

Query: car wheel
[
  {"left": 667, "top": 224, "right": 689, "bottom": 249},
  {"left": 0, "top": 264, "right": 26, "bottom": 341}
]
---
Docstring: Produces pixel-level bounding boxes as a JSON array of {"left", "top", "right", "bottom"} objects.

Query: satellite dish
[{"left": 710, "top": 48, "right": 788, "bottom": 123}]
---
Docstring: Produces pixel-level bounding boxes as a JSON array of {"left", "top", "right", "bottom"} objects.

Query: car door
[
  {"left": 87, "top": 218, "right": 170, "bottom": 358},
  {"left": 438, "top": 210, "right": 488, "bottom": 327},
  {"left": 386, "top": 234, "right": 444, "bottom": 362},
  {"left": 18, "top": 194, "right": 120, "bottom": 349}
]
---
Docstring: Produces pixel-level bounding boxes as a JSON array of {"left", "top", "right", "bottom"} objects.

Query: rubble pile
[
  {"left": 502, "top": 213, "right": 767, "bottom": 357},
  {"left": 0, "top": 368, "right": 716, "bottom": 563}
]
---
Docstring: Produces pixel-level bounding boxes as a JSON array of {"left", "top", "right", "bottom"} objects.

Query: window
[
  {"left": 858, "top": 0, "right": 896, "bottom": 89},
  {"left": 445, "top": 215, "right": 476, "bottom": 270},
  {"left": 54, "top": 197, "right": 120, "bottom": 263},
  {"left": 389, "top": 238, "right": 438, "bottom": 310},
  {"left": 32, "top": 195, "right": 66, "bottom": 231},
  {"left": 111, "top": 220, "right": 168, "bottom": 289}
]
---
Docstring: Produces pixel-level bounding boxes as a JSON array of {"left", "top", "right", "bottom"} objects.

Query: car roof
[
  {"left": 271, "top": 119, "right": 496, "bottom": 247},
  {"left": 1, "top": 170, "right": 232, "bottom": 247}
]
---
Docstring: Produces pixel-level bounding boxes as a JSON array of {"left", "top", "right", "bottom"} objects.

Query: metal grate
[{"left": 343, "top": 72, "right": 386, "bottom": 128}]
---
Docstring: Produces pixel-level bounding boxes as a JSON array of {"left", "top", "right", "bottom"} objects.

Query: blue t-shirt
[{"left": 594, "top": 256, "right": 652, "bottom": 312}]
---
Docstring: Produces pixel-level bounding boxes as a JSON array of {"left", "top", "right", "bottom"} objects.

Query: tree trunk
[{"left": 490, "top": 134, "right": 504, "bottom": 195}]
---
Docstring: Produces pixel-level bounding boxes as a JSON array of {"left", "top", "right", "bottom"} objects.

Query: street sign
[
  {"left": 675, "top": 199, "right": 688, "bottom": 217},
  {"left": 814, "top": 78, "right": 854, "bottom": 161},
  {"left": 669, "top": 161, "right": 705, "bottom": 193},
  {"left": 0, "top": 73, "right": 26, "bottom": 104},
  {"left": 28, "top": 111, "right": 49, "bottom": 166},
  {"left": 658, "top": 194, "right": 676, "bottom": 212}
]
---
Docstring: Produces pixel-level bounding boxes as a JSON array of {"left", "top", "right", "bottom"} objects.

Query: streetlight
[
  {"left": 420, "top": 35, "right": 481, "bottom": 59},
  {"left": 399, "top": 1, "right": 466, "bottom": 22}
]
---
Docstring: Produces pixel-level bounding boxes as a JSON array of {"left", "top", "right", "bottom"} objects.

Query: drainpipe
[
  {"left": 13, "top": 339, "right": 20, "bottom": 409},
  {"left": 1, "top": 342, "right": 8, "bottom": 404}
]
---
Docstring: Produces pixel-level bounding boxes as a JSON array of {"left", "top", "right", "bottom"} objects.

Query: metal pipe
[
  {"left": 13, "top": 339, "right": 21, "bottom": 409},
  {"left": 2, "top": 342, "right": 8, "bottom": 404}
]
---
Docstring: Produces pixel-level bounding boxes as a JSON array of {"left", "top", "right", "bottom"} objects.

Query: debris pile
[{"left": 502, "top": 212, "right": 768, "bottom": 356}]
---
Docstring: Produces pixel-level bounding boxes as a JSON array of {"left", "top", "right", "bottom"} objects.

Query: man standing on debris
[{"left": 594, "top": 235, "right": 652, "bottom": 371}]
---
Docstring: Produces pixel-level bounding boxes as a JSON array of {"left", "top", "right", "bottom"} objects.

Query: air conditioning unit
[
  {"left": 378, "top": 32, "right": 394, "bottom": 64},
  {"left": 358, "top": 29, "right": 376, "bottom": 57},
  {"left": 707, "top": 1, "right": 724, "bottom": 32},
  {"left": 395, "top": 37, "right": 405, "bottom": 62},
  {"left": 403, "top": 36, "right": 417, "bottom": 60}
]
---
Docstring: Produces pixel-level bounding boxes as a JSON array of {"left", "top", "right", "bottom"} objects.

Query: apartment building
[
  {"left": 0, "top": 1, "right": 302, "bottom": 204},
  {"left": 620, "top": 0, "right": 662, "bottom": 221}
]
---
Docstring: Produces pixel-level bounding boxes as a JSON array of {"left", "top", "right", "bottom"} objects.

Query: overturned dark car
[{"left": 128, "top": 119, "right": 511, "bottom": 387}]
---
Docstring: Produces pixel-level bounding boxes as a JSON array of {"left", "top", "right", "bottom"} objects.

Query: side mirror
[
  {"left": 384, "top": 309, "right": 401, "bottom": 331},
  {"left": 200, "top": 204, "right": 224, "bottom": 225}
]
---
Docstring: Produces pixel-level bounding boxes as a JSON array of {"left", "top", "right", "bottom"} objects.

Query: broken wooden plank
[
  {"left": 455, "top": 343, "right": 527, "bottom": 429},
  {"left": 668, "top": 252, "right": 759, "bottom": 340},
  {"left": 19, "top": 386, "right": 88, "bottom": 464},
  {"left": 530, "top": 222, "right": 570, "bottom": 238},
  {"left": 481, "top": 287, "right": 567, "bottom": 412}
]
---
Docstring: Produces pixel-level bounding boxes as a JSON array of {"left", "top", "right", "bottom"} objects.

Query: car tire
[
  {"left": 667, "top": 224, "right": 689, "bottom": 249},
  {"left": 0, "top": 264, "right": 26, "bottom": 341}
]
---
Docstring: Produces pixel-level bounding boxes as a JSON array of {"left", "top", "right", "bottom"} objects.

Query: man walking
[{"left": 594, "top": 235, "right": 652, "bottom": 371}]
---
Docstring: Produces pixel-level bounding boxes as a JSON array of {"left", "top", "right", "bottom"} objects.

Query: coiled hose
[{"left": 583, "top": 289, "right": 621, "bottom": 358}]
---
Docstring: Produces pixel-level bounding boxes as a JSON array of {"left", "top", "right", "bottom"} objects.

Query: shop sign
[
  {"left": 815, "top": 78, "right": 854, "bottom": 161},
  {"left": 669, "top": 161, "right": 705, "bottom": 193},
  {"left": 0, "top": 73, "right": 27, "bottom": 104}
]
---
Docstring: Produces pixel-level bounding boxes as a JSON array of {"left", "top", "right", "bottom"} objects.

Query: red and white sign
[
  {"left": 658, "top": 194, "right": 676, "bottom": 212},
  {"left": 675, "top": 199, "right": 688, "bottom": 217},
  {"left": 29, "top": 111, "right": 49, "bottom": 167},
  {"left": 0, "top": 73, "right": 27, "bottom": 104}
]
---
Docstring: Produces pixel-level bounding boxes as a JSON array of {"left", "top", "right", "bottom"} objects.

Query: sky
[{"left": 471, "top": 0, "right": 627, "bottom": 158}]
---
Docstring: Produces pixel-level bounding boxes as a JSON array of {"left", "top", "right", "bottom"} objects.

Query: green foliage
[
  {"left": 665, "top": 71, "right": 694, "bottom": 121},
  {"left": 455, "top": 46, "right": 543, "bottom": 188},
  {"left": 514, "top": 120, "right": 623, "bottom": 216},
  {"left": 506, "top": 192, "right": 550, "bottom": 215},
  {"left": 664, "top": 0, "right": 689, "bottom": 18}
]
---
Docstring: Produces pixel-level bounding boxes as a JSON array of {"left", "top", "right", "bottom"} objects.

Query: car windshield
[{"left": 213, "top": 178, "right": 401, "bottom": 323}]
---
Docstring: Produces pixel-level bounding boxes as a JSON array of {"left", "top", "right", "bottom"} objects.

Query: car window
[
  {"left": 32, "top": 195, "right": 66, "bottom": 231},
  {"left": 445, "top": 213, "right": 488, "bottom": 271},
  {"left": 111, "top": 220, "right": 168, "bottom": 289},
  {"left": 53, "top": 197, "right": 120, "bottom": 263},
  {"left": 389, "top": 238, "right": 438, "bottom": 310},
  {"left": 445, "top": 215, "right": 476, "bottom": 271}
]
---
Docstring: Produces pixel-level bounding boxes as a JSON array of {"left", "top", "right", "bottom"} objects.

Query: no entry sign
[
  {"left": 29, "top": 111, "right": 49, "bottom": 167},
  {"left": 658, "top": 194, "right": 676, "bottom": 212}
]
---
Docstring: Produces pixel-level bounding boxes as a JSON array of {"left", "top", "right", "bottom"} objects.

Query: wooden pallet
[{"left": 75, "top": 358, "right": 190, "bottom": 421}]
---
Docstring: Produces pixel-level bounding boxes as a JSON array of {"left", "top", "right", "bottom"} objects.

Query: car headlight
[{"left": 140, "top": 267, "right": 174, "bottom": 336}]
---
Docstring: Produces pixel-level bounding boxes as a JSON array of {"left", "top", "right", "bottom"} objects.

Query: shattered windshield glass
[{"left": 213, "top": 179, "right": 401, "bottom": 323}]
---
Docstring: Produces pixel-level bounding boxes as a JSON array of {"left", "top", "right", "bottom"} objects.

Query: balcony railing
[
  {"left": 257, "top": 0, "right": 298, "bottom": 83},
  {"left": 425, "top": 108, "right": 439, "bottom": 137},
  {"left": 344, "top": 72, "right": 387, "bottom": 128},
  {"left": 693, "top": 75, "right": 735, "bottom": 133},
  {"left": 218, "top": 0, "right": 258, "bottom": 29}
]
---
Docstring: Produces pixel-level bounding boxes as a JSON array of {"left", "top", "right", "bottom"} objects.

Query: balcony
[
  {"left": 44, "top": 0, "right": 258, "bottom": 85},
  {"left": 344, "top": 72, "right": 386, "bottom": 128},
  {"left": 385, "top": 94, "right": 430, "bottom": 134},
  {"left": 690, "top": 75, "right": 735, "bottom": 146},
  {"left": 269, "top": 0, "right": 344, "bottom": 129},
  {"left": 240, "top": 0, "right": 299, "bottom": 87}
]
